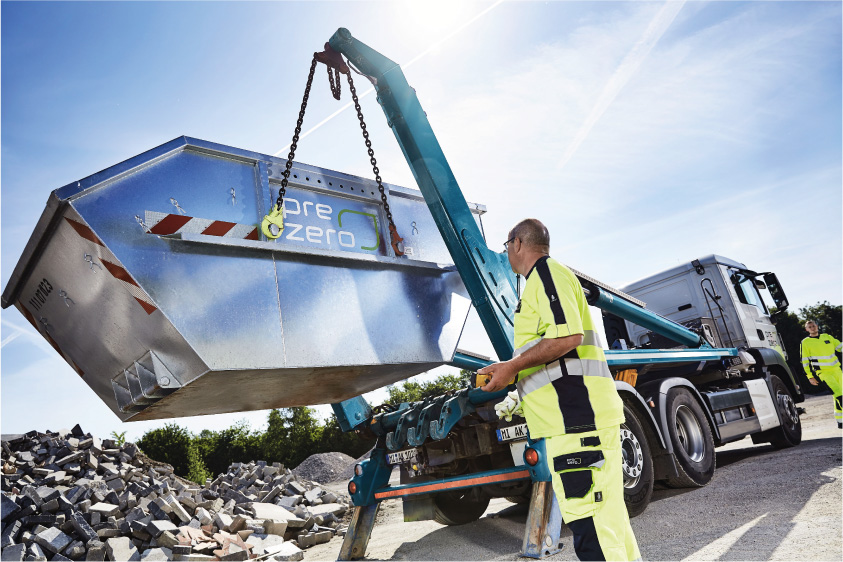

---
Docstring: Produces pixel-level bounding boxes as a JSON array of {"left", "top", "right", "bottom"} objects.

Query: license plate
[
  {"left": 497, "top": 423, "right": 529, "bottom": 442},
  {"left": 386, "top": 448, "right": 419, "bottom": 465}
]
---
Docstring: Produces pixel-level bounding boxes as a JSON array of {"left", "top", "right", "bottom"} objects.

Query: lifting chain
[
  {"left": 345, "top": 71, "right": 403, "bottom": 256},
  {"left": 327, "top": 66, "right": 342, "bottom": 100},
  {"left": 265, "top": 46, "right": 404, "bottom": 255}
]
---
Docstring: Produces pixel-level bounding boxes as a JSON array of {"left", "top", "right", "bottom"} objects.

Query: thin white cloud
[
  {"left": 557, "top": 0, "right": 686, "bottom": 170},
  {"left": 1, "top": 317, "right": 55, "bottom": 355}
]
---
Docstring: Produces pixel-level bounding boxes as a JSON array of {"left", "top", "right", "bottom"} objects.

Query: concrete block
[
  {"left": 219, "top": 544, "right": 248, "bottom": 561},
  {"left": 33, "top": 527, "right": 72, "bottom": 554},
  {"left": 105, "top": 537, "right": 140, "bottom": 561},
  {"left": 285, "top": 482, "right": 306, "bottom": 496},
  {"left": 193, "top": 508, "right": 212, "bottom": 526},
  {"left": 228, "top": 515, "right": 248, "bottom": 533},
  {"left": 262, "top": 486, "right": 283, "bottom": 504},
  {"left": 296, "top": 533, "right": 316, "bottom": 548},
  {"left": 1, "top": 519, "right": 22, "bottom": 549},
  {"left": 95, "top": 529, "right": 121, "bottom": 539},
  {"left": 268, "top": 541, "right": 303, "bottom": 561},
  {"left": 303, "top": 488, "right": 321, "bottom": 504},
  {"left": 70, "top": 511, "right": 98, "bottom": 543},
  {"left": 2, "top": 492, "right": 21, "bottom": 521},
  {"left": 263, "top": 519, "right": 288, "bottom": 537},
  {"left": 56, "top": 452, "right": 84, "bottom": 466},
  {"left": 41, "top": 499, "right": 60, "bottom": 513},
  {"left": 145, "top": 520, "right": 178, "bottom": 539},
  {"left": 139, "top": 547, "right": 172, "bottom": 561},
  {"left": 26, "top": 542, "right": 47, "bottom": 561},
  {"left": 64, "top": 540, "right": 86, "bottom": 560},
  {"left": 278, "top": 496, "right": 300, "bottom": 509},
  {"left": 244, "top": 535, "right": 264, "bottom": 556},
  {"left": 155, "top": 531, "right": 178, "bottom": 550},
  {"left": 1, "top": 544, "right": 27, "bottom": 562},
  {"left": 84, "top": 540, "right": 106, "bottom": 561},
  {"left": 312, "top": 530, "right": 332, "bottom": 545},
  {"left": 308, "top": 503, "right": 347, "bottom": 517},
  {"left": 88, "top": 504, "right": 120, "bottom": 518},
  {"left": 213, "top": 513, "right": 233, "bottom": 532}
]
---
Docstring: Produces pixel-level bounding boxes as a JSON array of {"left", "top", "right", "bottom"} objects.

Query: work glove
[{"left": 494, "top": 390, "right": 523, "bottom": 422}]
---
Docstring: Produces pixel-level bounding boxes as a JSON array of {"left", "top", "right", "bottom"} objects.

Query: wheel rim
[
  {"left": 777, "top": 391, "right": 799, "bottom": 427},
  {"left": 674, "top": 404, "right": 705, "bottom": 462},
  {"left": 620, "top": 426, "right": 644, "bottom": 489}
]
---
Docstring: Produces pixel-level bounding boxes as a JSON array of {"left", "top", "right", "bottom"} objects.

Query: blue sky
[{"left": 2, "top": 1, "right": 841, "bottom": 442}]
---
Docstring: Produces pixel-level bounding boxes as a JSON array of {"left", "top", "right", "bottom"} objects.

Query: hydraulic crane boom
[{"left": 328, "top": 28, "right": 520, "bottom": 361}]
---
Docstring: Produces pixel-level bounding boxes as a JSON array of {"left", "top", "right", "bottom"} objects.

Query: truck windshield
[{"left": 730, "top": 271, "right": 768, "bottom": 314}]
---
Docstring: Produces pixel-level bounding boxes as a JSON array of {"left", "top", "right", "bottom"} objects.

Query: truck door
[{"left": 724, "top": 267, "right": 783, "bottom": 357}]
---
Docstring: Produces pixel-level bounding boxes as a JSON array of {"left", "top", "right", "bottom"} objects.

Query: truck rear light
[
  {"left": 525, "top": 448, "right": 539, "bottom": 466},
  {"left": 348, "top": 481, "right": 357, "bottom": 495}
]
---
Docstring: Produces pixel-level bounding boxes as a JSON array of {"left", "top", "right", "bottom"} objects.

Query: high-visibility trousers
[
  {"left": 813, "top": 366, "right": 842, "bottom": 424},
  {"left": 546, "top": 426, "right": 640, "bottom": 562}
]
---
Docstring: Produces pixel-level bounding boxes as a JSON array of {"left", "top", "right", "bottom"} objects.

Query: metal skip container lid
[{"left": 2, "top": 136, "right": 486, "bottom": 421}]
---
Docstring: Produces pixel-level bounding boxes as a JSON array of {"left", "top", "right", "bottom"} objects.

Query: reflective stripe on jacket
[
  {"left": 800, "top": 333, "right": 843, "bottom": 377},
  {"left": 514, "top": 256, "right": 623, "bottom": 437}
]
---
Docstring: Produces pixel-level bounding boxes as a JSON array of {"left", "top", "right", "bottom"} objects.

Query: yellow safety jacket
[
  {"left": 514, "top": 256, "right": 624, "bottom": 437},
  {"left": 800, "top": 333, "right": 843, "bottom": 378}
]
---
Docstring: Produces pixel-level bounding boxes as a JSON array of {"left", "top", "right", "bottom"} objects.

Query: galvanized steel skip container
[{"left": 2, "top": 137, "right": 484, "bottom": 421}]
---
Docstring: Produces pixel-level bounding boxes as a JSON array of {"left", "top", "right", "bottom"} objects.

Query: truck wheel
[
  {"left": 620, "top": 403, "right": 654, "bottom": 518},
  {"left": 664, "top": 387, "right": 715, "bottom": 488},
  {"left": 432, "top": 488, "right": 490, "bottom": 526},
  {"left": 767, "top": 375, "right": 802, "bottom": 449}
]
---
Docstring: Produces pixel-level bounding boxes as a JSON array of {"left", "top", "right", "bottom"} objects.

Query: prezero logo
[{"left": 282, "top": 196, "right": 380, "bottom": 252}]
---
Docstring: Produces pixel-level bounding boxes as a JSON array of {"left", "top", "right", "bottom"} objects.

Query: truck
[
  {"left": 370, "top": 253, "right": 803, "bottom": 535},
  {"left": 1, "top": 28, "right": 805, "bottom": 560}
]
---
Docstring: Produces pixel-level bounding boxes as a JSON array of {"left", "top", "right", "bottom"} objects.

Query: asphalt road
[{"left": 307, "top": 394, "right": 842, "bottom": 561}]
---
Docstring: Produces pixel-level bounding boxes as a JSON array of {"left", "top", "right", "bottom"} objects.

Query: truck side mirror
[
  {"left": 763, "top": 273, "right": 789, "bottom": 312},
  {"left": 754, "top": 279, "right": 767, "bottom": 290}
]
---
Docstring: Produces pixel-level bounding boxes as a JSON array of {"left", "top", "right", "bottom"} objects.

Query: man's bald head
[{"left": 509, "top": 219, "right": 550, "bottom": 252}]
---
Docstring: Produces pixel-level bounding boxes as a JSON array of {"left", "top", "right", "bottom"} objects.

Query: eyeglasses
[{"left": 503, "top": 237, "right": 517, "bottom": 250}]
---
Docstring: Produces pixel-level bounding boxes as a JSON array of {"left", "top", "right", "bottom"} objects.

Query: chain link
[
  {"left": 327, "top": 66, "right": 341, "bottom": 100},
  {"left": 275, "top": 56, "right": 319, "bottom": 212},
  {"left": 346, "top": 72, "right": 395, "bottom": 228}
]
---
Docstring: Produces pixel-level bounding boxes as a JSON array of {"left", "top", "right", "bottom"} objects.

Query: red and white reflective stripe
[
  {"left": 18, "top": 300, "right": 84, "bottom": 377},
  {"left": 144, "top": 211, "right": 259, "bottom": 240},
  {"left": 63, "top": 216, "right": 157, "bottom": 315}
]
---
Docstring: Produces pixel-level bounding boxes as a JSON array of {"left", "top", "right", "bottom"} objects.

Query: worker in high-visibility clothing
[
  {"left": 800, "top": 320, "right": 842, "bottom": 428},
  {"left": 478, "top": 218, "right": 640, "bottom": 562}
]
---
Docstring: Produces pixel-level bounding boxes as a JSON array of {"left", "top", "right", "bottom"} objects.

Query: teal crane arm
[{"left": 328, "top": 28, "right": 519, "bottom": 362}]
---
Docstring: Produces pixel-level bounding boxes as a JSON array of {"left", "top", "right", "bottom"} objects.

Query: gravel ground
[{"left": 305, "top": 394, "right": 842, "bottom": 561}]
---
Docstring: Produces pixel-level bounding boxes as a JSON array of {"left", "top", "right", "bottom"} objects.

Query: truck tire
[
  {"left": 767, "top": 375, "right": 802, "bottom": 449},
  {"left": 664, "top": 387, "right": 716, "bottom": 488},
  {"left": 432, "top": 487, "right": 490, "bottom": 525},
  {"left": 620, "top": 403, "right": 654, "bottom": 518}
]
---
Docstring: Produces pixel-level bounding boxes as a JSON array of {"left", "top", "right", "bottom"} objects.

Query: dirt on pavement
[{"left": 305, "top": 394, "right": 842, "bottom": 561}]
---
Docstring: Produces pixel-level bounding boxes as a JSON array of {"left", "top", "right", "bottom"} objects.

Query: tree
[
  {"left": 261, "top": 407, "right": 323, "bottom": 469},
  {"left": 798, "top": 301, "right": 842, "bottom": 339},
  {"left": 137, "top": 423, "right": 208, "bottom": 482},
  {"left": 386, "top": 371, "right": 471, "bottom": 404},
  {"left": 194, "top": 421, "right": 261, "bottom": 478}
]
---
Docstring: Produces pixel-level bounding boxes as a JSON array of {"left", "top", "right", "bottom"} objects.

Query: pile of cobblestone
[{"left": 1, "top": 427, "right": 351, "bottom": 561}]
